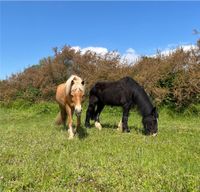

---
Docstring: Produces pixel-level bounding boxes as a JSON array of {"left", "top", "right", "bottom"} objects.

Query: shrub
[{"left": 0, "top": 40, "right": 199, "bottom": 110}]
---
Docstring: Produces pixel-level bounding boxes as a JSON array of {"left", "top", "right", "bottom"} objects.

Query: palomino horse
[
  {"left": 85, "top": 76, "right": 158, "bottom": 136},
  {"left": 55, "top": 75, "right": 85, "bottom": 139}
]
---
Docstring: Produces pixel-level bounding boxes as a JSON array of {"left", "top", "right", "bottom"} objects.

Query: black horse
[{"left": 85, "top": 76, "right": 158, "bottom": 135}]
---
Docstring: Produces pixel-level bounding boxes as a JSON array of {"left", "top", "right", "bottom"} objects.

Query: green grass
[{"left": 0, "top": 103, "right": 200, "bottom": 191}]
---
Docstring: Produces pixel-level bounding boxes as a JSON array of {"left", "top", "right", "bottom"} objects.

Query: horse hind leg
[
  {"left": 55, "top": 112, "right": 62, "bottom": 125},
  {"left": 122, "top": 104, "right": 131, "bottom": 133},
  {"left": 117, "top": 120, "right": 122, "bottom": 131},
  {"left": 56, "top": 105, "right": 67, "bottom": 129}
]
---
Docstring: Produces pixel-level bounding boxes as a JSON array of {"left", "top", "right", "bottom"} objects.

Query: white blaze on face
[{"left": 71, "top": 84, "right": 84, "bottom": 116}]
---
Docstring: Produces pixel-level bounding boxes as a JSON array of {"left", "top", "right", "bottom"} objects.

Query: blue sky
[{"left": 0, "top": 1, "right": 200, "bottom": 80}]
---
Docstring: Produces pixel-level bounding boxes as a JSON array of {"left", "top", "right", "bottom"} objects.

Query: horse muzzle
[{"left": 75, "top": 106, "right": 82, "bottom": 117}]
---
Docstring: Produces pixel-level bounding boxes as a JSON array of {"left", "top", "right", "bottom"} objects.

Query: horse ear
[
  {"left": 71, "top": 80, "right": 74, "bottom": 85},
  {"left": 81, "top": 80, "right": 85, "bottom": 85},
  {"left": 73, "top": 76, "right": 77, "bottom": 81}
]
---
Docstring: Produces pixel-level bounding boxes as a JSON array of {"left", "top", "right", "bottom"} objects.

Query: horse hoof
[
  {"left": 117, "top": 127, "right": 122, "bottom": 132},
  {"left": 68, "top": 136, "right": 74, "bottom": 140},
  {"left": 85, "top": 123, "right": 91, "bottom": 128},
  {"left": 95, "top": 122, "right": 102, "bottom": 130},
  {"left": 152, "top": 133, "right": 157, "bottom": 137}
]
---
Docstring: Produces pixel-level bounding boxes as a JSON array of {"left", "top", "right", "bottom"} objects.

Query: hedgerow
[{"left": 0, "top": 40, "right": 199, "bottom": 110}]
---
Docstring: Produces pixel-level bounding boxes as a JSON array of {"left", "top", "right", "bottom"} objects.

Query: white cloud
[
  {"left": 71, "top": 46, "right": 81, "bottom": 52},
  {"left": 151, "top": 44, "right": 197, "bottom": 57},
  {"left": 70, "top": 46, "right": 140, "bottom": 64},
  {"left": 69, "top": 44, "right": 196, "bottom": 64},
  {"left": 82, "top": 47, "right": 108, "bottom": 55},
  {"left": 72, "top": 46, "right": 108, "bottom": 55},
  {"left": 121, "top": 48, "right": 140, "bottom": 64},
  {"left": 181, "top": 44, "right": 196, "bottom": 51}
]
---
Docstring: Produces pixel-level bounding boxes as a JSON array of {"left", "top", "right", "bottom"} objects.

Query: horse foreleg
[
  {"left": 85, "top": 95, "right": 98, "bottom": 128},
  {"left": 85, "top": 103, "right": 97, "bottom": 128},
  {"left": 122, "top": 104, "right": 131, "bottom": 132},
  {"left": 85, "top": 105, "right": 92, "bottom": 128},
  {"left": 76, "top": 115, "right": 81, "bottom": 130},
  {"left": 66, "top": 105, "right": 75, "bottom": 139},
  {"left": 94, "top": 103, "right": 104, "bottom": 130}
]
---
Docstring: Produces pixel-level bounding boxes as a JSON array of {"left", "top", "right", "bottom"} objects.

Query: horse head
[
  {"left": 142, "top": 107, "right": 158, "bottom": 136},
  {"left": 70, "top": 76, "right": 85, "bottom": 117}
]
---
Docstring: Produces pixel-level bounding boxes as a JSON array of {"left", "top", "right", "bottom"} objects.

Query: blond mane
[{"left": 65, "top": 75, "right": 85, "bottom": 96}]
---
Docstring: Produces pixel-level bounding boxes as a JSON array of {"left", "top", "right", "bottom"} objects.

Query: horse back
[{"left": 90, "top": 79, "right": 133, "bottom": 106}]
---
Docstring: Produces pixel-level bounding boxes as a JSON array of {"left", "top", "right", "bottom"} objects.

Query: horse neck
[
  {"left": 134, "top": 93, "right": 153, "bottom": 118},
  {"left": 140, "top": 103, "right": 153, "bottom": 118}
]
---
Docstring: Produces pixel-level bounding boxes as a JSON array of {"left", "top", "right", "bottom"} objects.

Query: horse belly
[
  {"left": 101, "top": 89, "right": 125, "bottom": 106},
  {"left": 56, "top": 84, "right": 67, "bottom": 106}
]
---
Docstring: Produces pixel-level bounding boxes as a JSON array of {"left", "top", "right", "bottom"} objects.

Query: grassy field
[{"left": 0, "top": 103, "right": 200, "bottom": 191}]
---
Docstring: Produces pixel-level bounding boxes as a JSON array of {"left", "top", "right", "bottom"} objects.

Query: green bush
[
  {"left": 29, "top": 102, "right": 58, "bottom": 115},
  {"left": 10, "top": 99, "right": 33, "bottom": 110},
  {"left": 183, "top": 104, "right": 200, "bottom": 116}
]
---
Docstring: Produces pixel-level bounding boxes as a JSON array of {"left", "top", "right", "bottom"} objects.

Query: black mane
[{"left": 124, "top": 77, "right": 153, "bottom": 117}]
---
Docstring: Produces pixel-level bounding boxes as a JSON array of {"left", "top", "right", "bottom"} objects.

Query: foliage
[
  {"left": 133, "top": 46, "right": 200, "bottom": 108},
  {"left": 0, "top": 40, "right": 200, "bottom": 109},
  {"left": 0, "top": 104, "right": 200, "bottom": 191}
]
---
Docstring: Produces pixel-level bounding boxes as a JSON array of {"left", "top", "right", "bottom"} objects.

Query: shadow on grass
[
  {"left": 88, "top": 122, "right": 144, "bottom": 135},
  {"left": 55, "top": 124, "right": 89, "bottom": 139},
  {"left": 77, "top": 126, "right": 89, "bottom": 139}
]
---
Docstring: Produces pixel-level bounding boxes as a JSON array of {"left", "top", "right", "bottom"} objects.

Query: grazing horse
[
  {"left": 55, "top": 75, "right": 85, "bottom": 139},
  {"left": 85, "top": 76, "right": 158, "bottom": 136}
]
